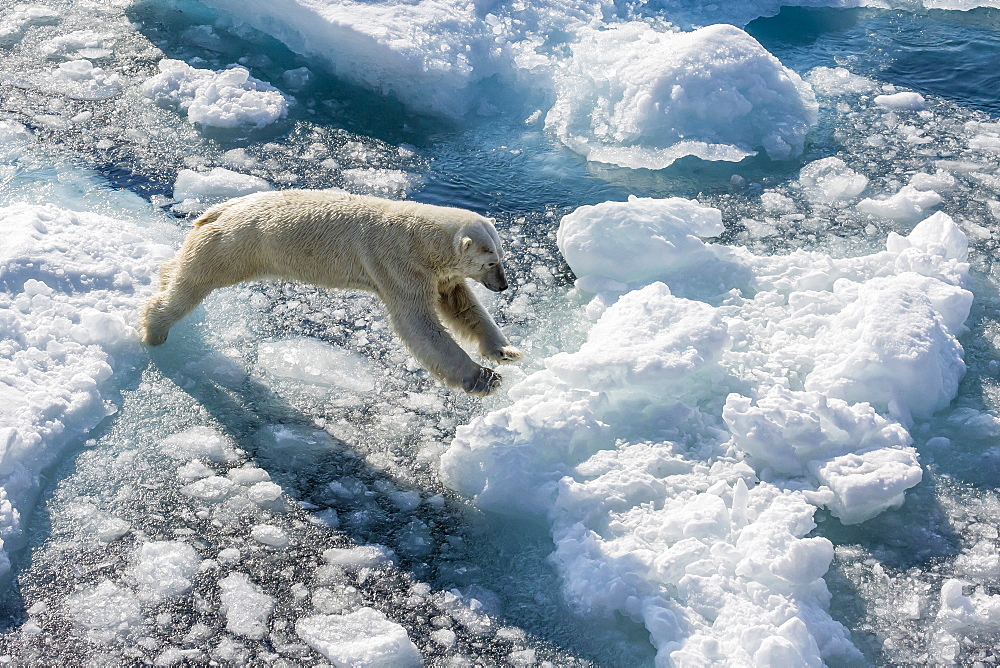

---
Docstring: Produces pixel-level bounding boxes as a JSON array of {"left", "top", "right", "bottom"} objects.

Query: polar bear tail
[{"left": 192, "top": 201, "right": 231, "bottom": 227}]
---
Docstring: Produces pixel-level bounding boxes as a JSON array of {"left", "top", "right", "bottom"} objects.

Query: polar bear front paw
[
  {"left": 484, "top": 345, "right": 523, "bottom": 365},
  {"left": 463, "top": 366, "right": 502, "bottom": 397}
]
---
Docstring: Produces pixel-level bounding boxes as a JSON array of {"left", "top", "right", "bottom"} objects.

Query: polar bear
[{"left": 141, "top": 190, "right": 523, "bottom": 396}]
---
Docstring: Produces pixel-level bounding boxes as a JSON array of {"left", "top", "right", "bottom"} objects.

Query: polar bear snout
[{"left": 481, "top": 264, "right": 508, "bottom": 292}]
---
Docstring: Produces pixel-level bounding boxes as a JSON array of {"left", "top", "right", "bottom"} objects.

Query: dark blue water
[{"left": 749, "top": 7, "right": 1000, "bottom": 117}]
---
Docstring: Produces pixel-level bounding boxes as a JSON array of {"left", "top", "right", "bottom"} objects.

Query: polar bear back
[{"left": 190, "top": 190, "right": 482, "bottom": 292}]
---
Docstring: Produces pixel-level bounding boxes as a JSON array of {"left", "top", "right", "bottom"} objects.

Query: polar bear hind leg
[{"left": 141, "top": 225, "right": 258, "bottom": 345}]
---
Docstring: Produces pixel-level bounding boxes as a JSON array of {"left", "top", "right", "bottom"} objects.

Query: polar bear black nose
[{"left": 483, "top": 265, "right": 508, "bottom": 292}]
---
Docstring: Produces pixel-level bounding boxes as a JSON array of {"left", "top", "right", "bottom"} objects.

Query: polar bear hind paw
[
  {"left": 485, "top": 345, "right": 523, "bottom": 364},
  {"left": 464, "top": 366, "right": 502, "bottom": 397}
]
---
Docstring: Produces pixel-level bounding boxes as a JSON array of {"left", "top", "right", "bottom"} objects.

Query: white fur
[{"left": 141, "top": 190, "right": 522, "bottom": 395}]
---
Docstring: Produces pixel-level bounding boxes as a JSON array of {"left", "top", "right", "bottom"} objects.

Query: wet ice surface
[{"left": 3, "top": 0, "right": 1000, "bottom": 665}]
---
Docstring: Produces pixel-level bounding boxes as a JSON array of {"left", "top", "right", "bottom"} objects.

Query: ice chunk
[
  {"left": 246, "top": 481, "right": 284, "bottom": 508},
  {"left": 256, "top": 337, "right": 377, "bottom": 393},
  {"left": 65, "top": 502, "right": 131, "bottom": 543},
  {"left": 219, "top": 573, "right": 275, "bottom": 639},
  {"left": 809, "top": 447, "right": 923, "bottom": 524},
  {"left": 806, "top": 66, "right": 877, "bottom": 96},
  {"left": 874, "top": 91, "right": 927, "bottom": 110},
  {"left": 798, "top": 157, "right": 869, "bottom": 204},
  {"left": 857, "top": 185, "right": 942, "bottom": 224},
  {"left": 805, "top": 273, "right": 969, "bottom": 423},
  {"left": 180, "top": 475, "right": 237, "bottom": 502},
  {"left": 724, "top": 387, "right": 913, "bottom": 477},
  {"left": 909, "top": 169, "right": 956, "bottom": 193},
  {"left": 158, "top": 426, "right": 239, "bottom": 463},
  {"left": 46, "top": 59, "right": 123, "bottom": 100},
  {"left": 142, "top": 59, "right": 288, "bottom": 129},
  {"left": 296, "top": 608, "right": 421, "bottom": 667},
  {"left": 0, "top": 120, "right": 35, "bottom": 161},
  {"left": 546, "top": 24, "right": 818, "bottom": 169},
  {"left": 172, "top": 167, "right": 272, "bottom": 204},
  {"left": 197, "top": 0, "right": 491, "bottom": 119},
  {"left": 0, "top": 6, "right": 60, "bottom": 48},
  {"left": 0, "top": 202, "right": 168, "bottom": 586},
  {"left": 322, "top": 545, "right": 396, "bottom": 568},
  {"left": 556, "top": 196, "right": 724, "bottom": 288},
  {"left": 886, "top": 211, "right": 970, "bottom": 268},
  {"left": 546, "top": 283, "right": 731, "bottom": 401},
  {"left": 131, "top": 541, "right": 202, "bottom": 602},
  {"left": 937, "top": 578, "right": 1000, "bottom": 636},
  {"left": 250, "top": 524, "right": 290, "bottom": 549},
  {"left": 64, "top": 580, "right": 143, "bottom": 643},
  {"left": 255, "top": 423, "right": 339, "bottom": 468}
]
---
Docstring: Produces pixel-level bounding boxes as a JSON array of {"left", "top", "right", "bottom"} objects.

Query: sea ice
[
  {"left": 158, "top": 426, "right": 240, "bottom": 463},
  {"left": 218, "top": 573, "right": 275, "bottom": 639},
  {"left": 142, "top": 59, "right": 289, "bottom": 129},
  {"left": 874, "top": 91, "right": 927, "bottom": 110},
  {"left": 195, "top": 0, "right": 493, "bottom": 119},
  {"left": 0, "top": 199, "right": 171, "bottom": 584},
  {"left": 296, "top": 608, "right": 421, "bottom": 667},
  {"left": 857, "top": 185, "right": 943, "bottom": 223},
  {"left": 798, "top": 156, "right": 869, "bottom": 204},
  {"left": 64, "top": 580, "right": 143, "bottom": 644},
  {"left": 130, "top": 541, "right": 202, "bottom": 603},
  {"left": 172, "top": 167, "right": 272, "bottom": 209},
  {"left": 546, "top": 23, "right": 818, "bottom": 169},
  {"left": 442, "top": 195, "right": 973, "bottom": 663}
]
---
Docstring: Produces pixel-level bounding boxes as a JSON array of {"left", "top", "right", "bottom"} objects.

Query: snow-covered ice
[
  {"left": 441, "top": 197, "right": 973, "bottom": 663},
  {"left": 546, "top": 23, "right": 818, "bottom": 169}
]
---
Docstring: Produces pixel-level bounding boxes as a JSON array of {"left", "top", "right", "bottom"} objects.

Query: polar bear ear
[{"left": 456, "top": 235, "right": 473, "bottom": 255}]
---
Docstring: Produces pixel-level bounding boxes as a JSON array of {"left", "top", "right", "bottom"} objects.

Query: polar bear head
[{"left": 455, "top": 219, "right": 508, "bottom": 292}]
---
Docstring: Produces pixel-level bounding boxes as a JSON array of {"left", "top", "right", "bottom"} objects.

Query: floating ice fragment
[
  {"left": 857, "top": 185, "right": 942, "bottom": 224},
  {"left": 0, "top": 121, "right": 35, "bottom": 161},
  {"left": 219, "top": 573, "right": 275, "bottom": 639},
  {"left": 547, "top": 24, "right": 817, "bottom": 169},
  {"left": 246, "top": 481, "right": 284, "bottom": 507},
  {"left": 805, "top": 66, "right": 878, "bottom": 96},
  {"left": 172, "top": 167, "right": 272, "bottom": 204},
  {"left": 250, "top": 524, "right": 290, "bottom": 549},
  {"left": 798, "top": 157, "right": 869, "bottom": 204},
  {"left": 131, "top": 541, "right": 202, "bottom": 602},
  {"left": 142, "top": 59, "right": 288, "bottom": 129},
  {"left": 158, "top": 426, "right": 239, "bottom": 463},
  {"left": 809, "top": 447, "right": 923, "bottom": 524},
  {"left": 322, "top": 545, "right": 396, "bottom": 568},
  {"left": 0, "top": 6, "right": 60, "bottom": 48},
  {"left": 64, "top": 580, "right": 143, "bottom": 644},
  {"left": 557, "top": 196, "right": 723, "bottom": 289},
  {"left": 296, "top": 608, "right": 421, "bottom": 667},
  {"left": 180, "top": 475, "right": 236, "bottom": 502},
  {"left": 874, "top": 91, "right": 926, "bottom": 110}
]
